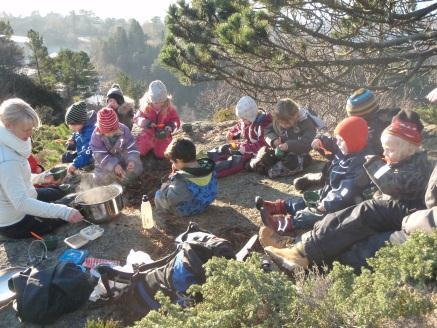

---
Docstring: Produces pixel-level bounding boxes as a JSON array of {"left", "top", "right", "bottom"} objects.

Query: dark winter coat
[
  {"left": 155, "top": 158, "right": 217, "bottom": 217},
  {"left": 364, "top": 150, "right": 432, "bottom": 208},
  {"left": 319, "top": 149, "right": 370, "bottom": 213},
  {"left": 264, "top": 108, "right": 317, "bottom": 155}
]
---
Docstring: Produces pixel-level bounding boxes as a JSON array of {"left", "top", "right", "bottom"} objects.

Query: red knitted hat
[
  {"left": 384, "top": 116, "right": 422, "bottom": 145},
  {"left": 97, "top": 107, "right": 119, "bottom": 133},
  {"left": 334, "top": 116, "right": 368, "bottom": 153}
]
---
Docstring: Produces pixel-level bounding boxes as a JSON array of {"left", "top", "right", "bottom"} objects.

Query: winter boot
[
  {"left": 255, "top": 196, "right": 287, "bottom": 214},
  {"left": 259, "top": 226, "right": 293, "bottom": 249},
  {"left": 260, "top": 209, "right": 294, "bottom": 235},
  {"left": 264, "top": 243, "right": 309, "bottom": 271}
]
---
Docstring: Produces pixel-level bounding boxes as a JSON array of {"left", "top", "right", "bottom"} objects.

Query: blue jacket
[
  {"left": 71, "top": 111, "right": 96, "bottom": 168},
  {"left": 320, "top": 150, "right": 370, "bottom": 213},
  {"left": 155, "top": 158, "right": 218, "bottom": 217}
]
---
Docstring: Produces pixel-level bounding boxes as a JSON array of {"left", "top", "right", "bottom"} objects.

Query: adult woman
[{"left": 0, "top": 98, "right": 83, "bottom": 239}]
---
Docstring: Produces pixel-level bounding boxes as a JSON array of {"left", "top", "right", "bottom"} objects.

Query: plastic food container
[
  {"left": 58, "top": 249, "right": 89, "bottom": 265},
  {"left": 64, "top": 225, "right": 104, "bottom": 249},
  {"left": 80, "top": 225, "right": 104, "bottom": 240}
]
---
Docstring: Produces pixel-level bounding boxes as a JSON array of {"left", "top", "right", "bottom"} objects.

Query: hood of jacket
[{"left": 175, "top": 158, "right": 216, "bottom": 186}]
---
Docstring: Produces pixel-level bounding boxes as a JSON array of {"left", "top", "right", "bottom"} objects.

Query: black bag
[
  {"left": 97, "top": 222, "right": 235, "bottom": 321},
  {"left": 8, "top": 262, "right": 97, "bottom": 325}
]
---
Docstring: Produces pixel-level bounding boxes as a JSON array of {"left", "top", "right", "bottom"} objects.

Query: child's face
[
  {"left": 381, "top": 133, "right": 415, "bottom": 164},
  {"left": 68, "top": 123, "right": 84, "bottom": 133},
  {"left": 278, "top": 114, "right": 299, "bottom": 129},
  {"left": 152, "top": 101, "right": 166, "bottom": 111},
  {"left": 107, "top": 98, "right": 119, "bottom": 110},
  {"left": 171, "top": 159, "right": 185, "bottom": 170},
  {"left": 336, "top": 135, "right": 349, "bottom": 155}
]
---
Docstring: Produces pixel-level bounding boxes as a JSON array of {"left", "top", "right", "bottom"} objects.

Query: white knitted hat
[
  {"left": 235, "top": 96, "right": 258, "bottom": 122},
  {"left": 147, "top": 80, "right": 168, "bottom": 103}
]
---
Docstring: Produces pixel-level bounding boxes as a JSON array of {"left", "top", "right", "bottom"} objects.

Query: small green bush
[
  {"left": 32, "top": 124, "right": 71, "bottom": 168},
  {"left": 86, "top": 319, "right": 121, "bottom": 328},
  {"left": 213, "top": 107, "right": 236, "bottom": 123},
  {"left": 416, "top": 105, "right": 437, "bottom": 124}
]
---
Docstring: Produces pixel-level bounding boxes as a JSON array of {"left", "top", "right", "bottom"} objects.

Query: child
[
  {"left": 256, "top": 116, "right": 370, "bottom": 234},
  {"left": 90, "top": 107, "right": 143, "bottom": 185},
  {"left": 364, "top": 109, "right": 431, "bottom": 208},
  {"left": 133, "top": 80, "right": 180, "bottom": 159},
  {"left": 106, "top": 84, "right": 135, "bottom": 130},
  {"left": 208, "top": 96, "right": 272, "bottom": 177},
  {"left": 62, "top": 101, "right": 96, "bottom": 174},
  {"left": 294, "top": 88, "right": 398, "bottom": 191},
  {"left": 154, "top": 138, "right": 217, "bottom": 217},
  {"left": 252, "top": 98, "right": 317, "bottom": 178}
]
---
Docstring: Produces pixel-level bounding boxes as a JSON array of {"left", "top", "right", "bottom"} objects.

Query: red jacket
[
  {"left": 134, "top": 104, "right": 180, "bottom": 132},
  {"left": 227, "top": 111, "right": 272, "bottom": 155}
]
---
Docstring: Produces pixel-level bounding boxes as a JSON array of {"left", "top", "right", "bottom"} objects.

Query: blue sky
[{"left": 1, "top": 0, "right": 179, "bottom": 23}]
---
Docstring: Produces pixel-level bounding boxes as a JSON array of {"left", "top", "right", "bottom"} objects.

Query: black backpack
[
  {"left": 96, "top": 222, "right": 235, "bottom": 321},
  {"left": 8, "top": 261, "right": 97, "bottom": 325}
]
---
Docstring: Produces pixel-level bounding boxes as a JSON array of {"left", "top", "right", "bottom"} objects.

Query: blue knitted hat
[{"left": 346, "top": 88, "right": 378, "bottom": 116}]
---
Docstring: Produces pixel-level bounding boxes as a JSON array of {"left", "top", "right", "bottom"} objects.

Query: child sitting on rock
[
  {"left": 256, "top": 116, "right": 370, "bottom": 234},
  {"left": 106, "top": 84, "right": 135, "bottom": 130},
  {"left": 208, "top": 96, "right": 272, "bottom": 177},
  {"left": 251, "top": 98, "right": 317, "bottom": 178},
  {"left": 155, "top": 138, "right": 217, "bottom": 217},
  {"left": 133, "top": 80, "right": 180, "bottom": 159},
  {"left": 62, "top": 101, "right": 96, "bottom": 174},
  {"left": 90, "top": 107, "right": 143, "bottom": 185}
]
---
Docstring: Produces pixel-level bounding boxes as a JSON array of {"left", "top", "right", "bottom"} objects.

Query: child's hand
[
  {"left": 127, "top": 161, "right": 135, "bottom": 172},
  {"left": 67, "top": 163, "right": 76, "bottom": 174},
  {"left": 311, "top": 138, "right": 323, "bottom": 150},
  {"left": 114, "top": 164, "right": 126, "bottom": 179},
  {"left": 273, "top": 138, "right": 282, "bottom": 147},
  {"left": 278, "top": 143, "right": 288, "bottom": 151},
  {"left": 150, "top": 123, "right": 157, "bottom": 128}
]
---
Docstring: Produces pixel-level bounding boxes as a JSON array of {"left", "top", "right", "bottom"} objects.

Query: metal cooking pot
[{"left": 74, "top": 184, "right": 124, "bottom": 223}]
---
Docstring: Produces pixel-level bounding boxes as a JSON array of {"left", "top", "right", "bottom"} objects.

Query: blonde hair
[
  {"left": 0, "top": 98, "right": 41, "bottom": 128},
  {"left": 272, "top": 98, "right": 300, "bottom": 134},
  {"left": 139, "top": 92, "right": 172, "bottom": 113}
]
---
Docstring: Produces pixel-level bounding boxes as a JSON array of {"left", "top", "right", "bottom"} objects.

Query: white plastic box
[{"left": 64, "top": 225, "right": 104, "bottom": 249}]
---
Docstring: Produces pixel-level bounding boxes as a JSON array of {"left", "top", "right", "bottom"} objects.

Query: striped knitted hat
[
  {"left": 65, "top": 101, "right": 88, "bottom": 125},
  {"left": 346, "top": 88, "right": 378, "bottom": 116},
  {"left": 97, "top": 107, "right": 119, "bottom": 133}
]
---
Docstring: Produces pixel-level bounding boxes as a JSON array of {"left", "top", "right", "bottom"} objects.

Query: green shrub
[
  {"left": 213, "top": 107, "right": 236, "bottom": 123},
  {"left": 416, "top": 105, "right": 437, "bottom": 124},
  {"left": 32, "top": 124, "right": 71, "bottom": 168},
  {"left": 135, "top": 255, "right": 297, "bottom": 327},
  {"left": 133, "top": 232, "right": 436, "bottom": 328}
]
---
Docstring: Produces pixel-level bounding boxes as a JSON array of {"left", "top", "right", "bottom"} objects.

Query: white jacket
[{"left": 0, "top": 125, "right": 73, "bottom": 227}]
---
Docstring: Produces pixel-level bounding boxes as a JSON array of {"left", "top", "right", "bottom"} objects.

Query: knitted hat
[
  {"left": 97, "top": 107, "right": 119, "bottom": 133},
  {"left": 383, "top": 110, "right": 423, "bottom": 145},
  {"left": 235, "top": 96, "right": 258, "bottom": 122},
  {"left": 346, "top": 88, "right": 378, "bottom": 116},
  {"left": 106, "top": 84, "right": 125, "bottom": 106},
  {"left": 147, "top": 80, "right": 168, "bottom": 103},
  {"left": 334, "top": 116, "right": 368, "bottom": 153},
  {"left": 65, "top": 101, "right": 88, "bottom": 125}
]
